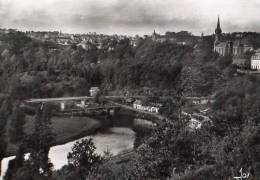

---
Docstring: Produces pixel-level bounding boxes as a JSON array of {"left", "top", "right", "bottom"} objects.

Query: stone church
[
  {"left": 213, "top": 16, "right": 253, "bottom": 68},
  {"left": 214, "top": 16, "right": 253, "bottom": 56},
  {"left": 213, "top": 16, "right": 233, "bottom": 56}
]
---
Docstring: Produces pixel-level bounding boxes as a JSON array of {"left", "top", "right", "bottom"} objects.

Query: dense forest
[
  {"left": 0, "top": 31, "right": 232, "bottom": 98},
  {"left": 0, "top": 31, "right": 259, "bottom": 179}
]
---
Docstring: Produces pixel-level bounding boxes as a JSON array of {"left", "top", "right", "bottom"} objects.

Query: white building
[
  {"left": 89, "top": 87, "right": 100, "bottom": 97},
  {"left": 251, "top": 51, "right": 260, "bottom": 70},
  {"left": 133, "top": 100, "right": 161, "bottom": 114},
  {"left": 60, "top": 102, "right": 65, "bottom": 111},
  {"left": 133, "top": 100, "right": 143, "bottom": 110},
  {"left": 75, "top": 100, "right": 88, "bottom": 108},
  {"left": 189, "top": 118, "right": 202, "bottom": 129}
]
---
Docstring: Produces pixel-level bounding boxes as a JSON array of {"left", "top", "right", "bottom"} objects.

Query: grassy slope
[{"left": 6, "top": 115, "right": 103, "bottom": 156}]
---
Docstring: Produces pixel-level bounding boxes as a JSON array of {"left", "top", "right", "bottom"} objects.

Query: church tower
[
  {"left": 152, "top": 29, "right": 157, "bottom": 41},
  {"left": 214, "top": 16, "right": 222, "bottom": 44}
]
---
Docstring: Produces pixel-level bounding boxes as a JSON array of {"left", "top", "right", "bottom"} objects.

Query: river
[
  {"left": 0, "top": 127, "right": 136, "bottom": 179},
  {"left": 0, "top": 107, "right": 157, "bottom": 179}
]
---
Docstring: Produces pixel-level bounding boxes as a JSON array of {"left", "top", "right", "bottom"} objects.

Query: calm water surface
[{"left": 1, "top": 127, "right": 135, "bottom": 179}]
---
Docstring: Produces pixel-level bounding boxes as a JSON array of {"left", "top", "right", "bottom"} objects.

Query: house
[
  {"left": 233, "top": 41, "right": 245, "bottom": 56},
  {"left": 152, "top": 30, "right": 194, "bottom": 46},
  {"left": 189, "top": 118, "right": 202, "bottom": 129},
  {"left": 77, "top": 41, "right": 92, "bottom": 50},
  {"left": 190, "top": 97, "right": 215, "bottom": 105},
  {"left": 232, "top": 41, "right": 253, "bottom": 56},
  {"left": 231, "top": 40, "right": 253, "bottom": 68},
  {"left": 244, "top": 44, "right": 254, "bottom": 52},
  {"left": 150, "top": 106, "right": 160, "bottom": 113},
  {"left": 133, "top": 100, "right": 144, "bottom": 110},
  {"left": 151, "top": 30, "right": 167, "bottom": 43},
  {"left": 75, "top": 100, "right": 88, "bottom": 108},
  {"left": 133, "top": 100, "right": 161, "bottom": 114},
  {"left": 232, "top": 55, "right": 251, "bottom": 68},
  {"left": 149, "top": 102, "right": 163, "bottom": 113},
  {"left": 177, "top": 41, "right": 187, "bottom": 45},
  {"left": 89, "top": 87, "right": 100, "bottom": 97},
  {"left": 251, "top": 50, "right": 260, "bottom": 70}
]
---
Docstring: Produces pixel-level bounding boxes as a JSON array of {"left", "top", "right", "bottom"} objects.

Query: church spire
[
  {"left": 153, "top": 29, "right": 157, "bottom": 36},
  {"left": 214, "top": 15, "right": 222, "bottom": 45},
  {"left": 215, "top": 15, "right": 222, "bottom": 35},
  {"left": 217, "top": 16, "right": 220, "bottom": 28}
]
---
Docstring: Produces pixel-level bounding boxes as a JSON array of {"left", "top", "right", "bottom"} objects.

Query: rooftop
[{"left": 215, "top": 42, "right": 229, "bottom": 47}]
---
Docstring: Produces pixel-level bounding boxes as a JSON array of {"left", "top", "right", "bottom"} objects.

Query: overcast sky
[{"left": 0, "top": 0, "right": 259, "bottom": 35}]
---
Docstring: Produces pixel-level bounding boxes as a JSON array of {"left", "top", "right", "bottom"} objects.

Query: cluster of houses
[
  {"left": 132, "top": 97, "right": 212, "bottom": 130},
  {"left": 151, "top": 30, "right": 198, "bottom": 47},
  {"left": 213, "top": 17, "right": 260, "bottom": 70},
  {"left": 133, "top": 99, "right": 162, "bottom": 114},
  {"left": 24, "top": 30, "right": 140, "bottom": 51},
  {"left": 186, "top": 97, "right": 215, "bottom": 105},
  {"left": 0, "top": 28, "right": 17, "bottom": 34},
  {"left": 182, "top": 111, "right": 211, "bottom": 130},
  {"left": 0, "top": 28, "right": 18, "bottom": 45}
]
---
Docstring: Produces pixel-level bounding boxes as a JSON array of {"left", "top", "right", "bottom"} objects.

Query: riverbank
[
  {"left": 2, "top": 107, "right": 155, "bottom": 178},
  {"left": 5, "top": 115, "right": 109, "bottom": 157},
  {"left": 4, "top": 107, "right": 138, "bottom": 157},
  {"left": 1, "top": 127, "right": 136, "bottom": 178}
]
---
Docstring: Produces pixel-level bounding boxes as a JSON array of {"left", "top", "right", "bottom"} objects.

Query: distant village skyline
[{"left": 0, "top": 0, "right": 260, "bottom": 36}]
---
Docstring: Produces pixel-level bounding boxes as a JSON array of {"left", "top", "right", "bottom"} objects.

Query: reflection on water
[
  {"left": 1, "top": 127, "right": 135, "bottom": 178},
  {"left": 49, "top": 127, "right": 135, "bottom": 170}
]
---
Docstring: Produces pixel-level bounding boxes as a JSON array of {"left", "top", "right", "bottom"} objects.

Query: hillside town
[
  {"left": 0, "top": 1, "right": 260, "bottom": 179},
  {"left": 26, "top": 30, "right": 140, "bottom": 50},
  {"left": 1, "top": 16, "right": 260, "bottom": 72}
]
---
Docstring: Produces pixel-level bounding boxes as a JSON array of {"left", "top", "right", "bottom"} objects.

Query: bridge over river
[
  {"left": 24, "top": 96, "right": 167, "bottom": 124},
  {"left": 25, "top": 95, "right": 212, "bottom": 124},
  {"left": 25, "top": 96, "right": 124, "bottom": 111}
]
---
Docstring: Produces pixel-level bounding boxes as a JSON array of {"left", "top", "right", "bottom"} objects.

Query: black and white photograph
[{"left": 0, "top": 0, "right": 259, "bottom": 179}]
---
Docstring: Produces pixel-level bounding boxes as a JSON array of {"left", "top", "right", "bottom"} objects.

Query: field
[{"left": 5, "top": 115, "right": 104, "bottom": 156}]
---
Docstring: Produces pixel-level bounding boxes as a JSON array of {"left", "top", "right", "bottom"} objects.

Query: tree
[
  {"left": 66, "top": 138, "right": 103, "bottom": 179},
  {"left": 129, "top": 116, "right": 202, "bottom": 180},
  {"left": 210, "top": 119, "right": 260, "bottom": 180},
  {"left": 0, "top": 98, "right": 12, "bottom": 175},
  {"left": 211, "top": 76, "right": 257, "bottom": 136},
  {"left": 24, "top": 103, "right": 55, "bottom": 177},
  {"left": 9, "top": 102, "right": 26, "bottom": 143},
  {"left": 85, "top": 164, "right": 116, "bottom": 180},
  {"left": 162, "top": 66, "right": 191, "bottom": 120},
  {"left": 174, "top": 66, "right": 191, "bottom": 121},
  {"left": 94, "top": 90, "right": 102, "bottom": 104},
  {"left": 68, "top": 138, "right": 103, "bottom": 169},
  {"left": 4, "top": 145, "right": 25, "bottom": 180}
]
